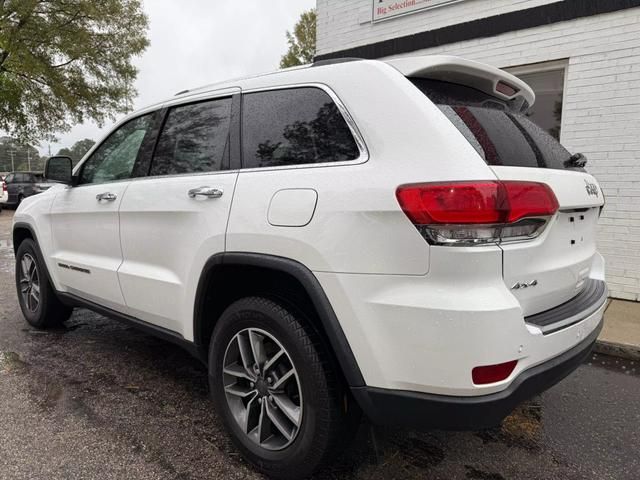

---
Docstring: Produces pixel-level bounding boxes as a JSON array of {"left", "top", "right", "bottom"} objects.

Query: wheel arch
[
  {"left": 12, "top": 222, "right": 36, "bottom": 256},
  {"left": 13, "top": 222, "right": 60, "bottom": 292},
  {"left": 194, "top": 252, "right": 365, "bottom": 387}
]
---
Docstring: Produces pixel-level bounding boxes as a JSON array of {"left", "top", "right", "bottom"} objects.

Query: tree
[
  {"left": 57, "top": 138, "right": 95, "bottom": 166},
  {"left": 280, "top": 9, "right": 316, "bottom": 68},
  {"left": 0, "top": 136, "right": 42, "bottom": 171},
  {"left": 0, "top": 1, "right": 149, "bottom": 143}
]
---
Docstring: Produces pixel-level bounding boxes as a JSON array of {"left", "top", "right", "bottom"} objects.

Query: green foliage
[
  {"left": 0, "top": 136, "right": 44, "bottom": 171},
  {"left": 280, "top": 9, "right": 316, "bottom": 68},
  {"left": 0, "top": 0, "right": 149, "bottom": 143},
  {"left": 56, "top": 138, "right": 95, "bottom": 166}
]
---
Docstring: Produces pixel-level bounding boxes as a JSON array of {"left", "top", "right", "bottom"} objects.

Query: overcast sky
[{"left": 38, "top": 0, "right": 315, "bottom": 155}]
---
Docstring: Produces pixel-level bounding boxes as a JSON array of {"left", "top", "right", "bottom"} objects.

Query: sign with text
[{"left": 373, "top": 0, "right": 464, "bottom": 22}]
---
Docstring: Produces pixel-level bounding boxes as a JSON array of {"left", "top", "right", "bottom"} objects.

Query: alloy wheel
[
  {"left": 222, "top": 328, "right": 303, "bottom": 451},
  {"left": 19, "top": 253, "right": 40, "bottom": 312}
]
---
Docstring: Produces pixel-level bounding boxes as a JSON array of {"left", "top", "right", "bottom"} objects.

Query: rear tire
[
  {"left": 209, "top": 296, "right": 359, "bottom": 479},
  {"left": 15, "top": 238, "right": 73, "bottom": 329}
]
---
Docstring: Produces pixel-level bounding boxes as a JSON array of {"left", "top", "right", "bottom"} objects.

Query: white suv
[{"left": 13, "top": 56, "right": 607, "bottom": 479}]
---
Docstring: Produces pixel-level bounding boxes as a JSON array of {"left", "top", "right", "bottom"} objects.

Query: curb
[{"left": 594, "top": 339, "right": 640, "bottom": 361}]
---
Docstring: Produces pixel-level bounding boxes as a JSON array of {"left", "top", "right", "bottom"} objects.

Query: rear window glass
[
  {"left": 410, "top": 78, "right": 572, "bottom": 170},
  {"left": 242, "top": 87, "right": 359, "bottom": 169},
  {"left": 151, "top": 98, "right": 232, "bottom": 176}
]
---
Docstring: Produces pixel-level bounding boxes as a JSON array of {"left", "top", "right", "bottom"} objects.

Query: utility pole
[
  {"left": 9, "top": 149, "right": 15, "bottom": 172},
  {"left": 27, "top": 148, "right": 31, "bottom": 171}
]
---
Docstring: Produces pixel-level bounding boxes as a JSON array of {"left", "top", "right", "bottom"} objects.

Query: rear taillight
[
  {"left": 396, "top": 181, "right": 559, "bottom": 246},
  {"left": 2, "top": 181, "right": 6, "bottom": 192}
]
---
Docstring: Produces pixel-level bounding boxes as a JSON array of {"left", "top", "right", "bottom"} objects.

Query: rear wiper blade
[{"left": 564, "top": 152, "right": 587, "bottom": 169}]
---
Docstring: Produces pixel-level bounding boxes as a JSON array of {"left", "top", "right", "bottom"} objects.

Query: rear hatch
[{"left": 409, "top": 76, "right": 604, "bottom": 317}]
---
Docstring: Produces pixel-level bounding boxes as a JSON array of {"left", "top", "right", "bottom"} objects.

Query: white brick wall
[
  {"left": 317, "top": 1, "right": 640, "bottom": 301},
  {"left": 316, "top": 0, "right": 558, "bottom": 55}
]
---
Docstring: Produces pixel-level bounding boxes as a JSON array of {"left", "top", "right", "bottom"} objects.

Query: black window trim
[
  {"left": 70, "top": 83, "right": 367, "bottom": 185},
  {"left": 238, "top": 83, "right": 369, "bottom": 172}
]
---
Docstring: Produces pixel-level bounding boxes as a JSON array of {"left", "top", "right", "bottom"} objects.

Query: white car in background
[
  {"left": 11, "top": 55, "right": 606, "bottom": 479},
  {"left": 1, "top": 175, "right": 8, "bottom": 208}
]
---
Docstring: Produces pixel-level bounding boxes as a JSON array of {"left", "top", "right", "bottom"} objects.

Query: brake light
[
  {"left": 396, "top": 181, "right": 558, "bottom": 246},
  {"left": 472, "top": 360, "right": 518, "bottom": 385},
  {"left": 2, "top": 181, "right": 5, "bottom": 192},
  {"left": 495, "top": 81, "right": 518, "bottom": 97}
]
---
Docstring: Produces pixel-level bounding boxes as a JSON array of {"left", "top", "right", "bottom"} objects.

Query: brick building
[{"left": 316, "top": 0, "right": 640, "bottom": 301}]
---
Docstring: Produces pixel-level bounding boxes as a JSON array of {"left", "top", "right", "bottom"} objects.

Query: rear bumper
[
  {"left": 352, "top": 318, "right": 602, "bottom": 430},
  {"left": 4, "top": 193, "right": 19, "bottom": 204}
]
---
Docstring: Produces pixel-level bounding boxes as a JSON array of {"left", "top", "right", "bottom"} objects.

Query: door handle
[
  {"left": 96, "top": 192, "right": 117, "bottom": 202},
  {"left": 188, "top": 187, "right": 223, "bottom": 199}
]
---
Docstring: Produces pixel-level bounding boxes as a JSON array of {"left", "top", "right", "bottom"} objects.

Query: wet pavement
[{"left": 0, "top": 208, "right": 639, "bottom": 480}]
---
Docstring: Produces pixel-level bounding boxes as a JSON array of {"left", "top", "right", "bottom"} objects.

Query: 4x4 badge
[
  {"left": 585, "top": 180, "right": 599, "bottom": 197},
  {"left": 511, "top": 280, "right": 538, "bottom": 290}
]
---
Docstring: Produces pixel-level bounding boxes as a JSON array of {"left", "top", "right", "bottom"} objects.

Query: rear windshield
[{"left": 410, "top": 78, "right": 572, "bottom": 170}]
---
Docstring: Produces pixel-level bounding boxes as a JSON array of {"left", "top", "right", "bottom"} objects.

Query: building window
[{"left": 508, "top": 61, "right": 567, "bottom": 140}]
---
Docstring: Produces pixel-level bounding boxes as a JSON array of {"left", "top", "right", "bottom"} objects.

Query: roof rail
[{"left": 312, "top": 57, "right": 363, "bottom": 68}]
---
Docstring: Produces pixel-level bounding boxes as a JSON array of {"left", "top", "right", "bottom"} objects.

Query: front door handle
[
  {"left": 188, "top": 187, "right": 223, "bottom": 199},
  {"left": 96, "top": 192, "right": 117, "bottom": 202}
]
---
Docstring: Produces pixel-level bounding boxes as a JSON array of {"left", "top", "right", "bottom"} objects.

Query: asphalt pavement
[{"left": 0, "top": 208, "right": 638, "bottom": 480}]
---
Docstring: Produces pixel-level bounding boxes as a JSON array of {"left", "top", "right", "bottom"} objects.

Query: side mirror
[{"left": 45, "top": 156, "right": 73, "bottom": 184}]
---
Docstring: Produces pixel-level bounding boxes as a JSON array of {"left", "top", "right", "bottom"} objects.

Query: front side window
[
  {"left": 242, "top": 88, "right": 359, "bottom": 169},
  {"left": 79, "top": 114, "right": 154, "bottom": 185},
  {"left": 150, "top": 98, "right": 232, "bottom": 176}
]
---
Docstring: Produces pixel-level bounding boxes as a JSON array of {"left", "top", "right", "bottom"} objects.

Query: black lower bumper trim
[
  {"left": 351, "top": 319, "right": 602, "bottom": 431},
  {"left": 525, "top": 279, "right": 607, "bottom": 334}
]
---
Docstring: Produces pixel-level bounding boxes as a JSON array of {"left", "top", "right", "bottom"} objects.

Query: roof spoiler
[{"left": 386, "top": 55, "right": 535, "bottom": 107}]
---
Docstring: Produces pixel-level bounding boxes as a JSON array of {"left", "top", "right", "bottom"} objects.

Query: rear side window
[
  {"left": 150, "top": 98, "right": 232, "bottom": 176},
  {"left": 410, "top": 78, "right": 572, "bottom": 170},
  {"left": 242, "top": 87, "right": 359, "bottom": 169}
]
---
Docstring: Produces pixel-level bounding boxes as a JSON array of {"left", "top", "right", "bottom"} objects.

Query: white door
[
  {"left": 117, "top": 93, "right": 239, "bottom": 337},
  {"left": 50, "top": 113, "right": 156, "bottom": 310}
]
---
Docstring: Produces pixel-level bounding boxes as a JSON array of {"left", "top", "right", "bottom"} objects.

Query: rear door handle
[
  {"left": 96, "top": 192, "right": 117, "bottom": 202},
  {"left": 188, "top": 187, "right": 223, "bottom": 199}
]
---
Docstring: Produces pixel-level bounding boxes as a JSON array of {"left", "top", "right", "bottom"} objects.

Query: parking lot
[{"left": 0, "top": 207, "right": 638, "bottom": 480}]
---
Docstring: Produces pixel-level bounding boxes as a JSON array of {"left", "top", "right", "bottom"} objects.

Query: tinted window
[
  {"left": 242, "top": 88, "right": 359, "bottom": 168},
  {"left": 150, "top": 98, "right": 232, "bottom": 176},
  {"left": 4, "top": 174, "right": 13, "bottom": 183},
  {"left": 15, "top": 173, "right": 28, "bottom": 182},
  {"left": 79, "top": 114, "right": 154, "bottom": 184},
  {"left": 33, "top": 174, "right": 44, "bottom": 182},
  {"left": 411, "top": 78, "right": 572, "bottom": 170}
]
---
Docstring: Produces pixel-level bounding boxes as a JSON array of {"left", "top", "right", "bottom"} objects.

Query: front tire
[
  {"left": 15, "top": 238, "right": 72, "bottom": 329},
  {"left": 209, "top": 297, "right": 358, "bottom": 479}
]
